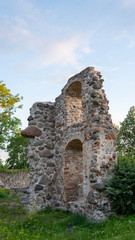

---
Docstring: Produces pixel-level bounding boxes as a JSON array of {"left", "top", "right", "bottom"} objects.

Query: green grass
[
  {"left": 0, "top": 169, "right": 29, "bottom": 173},
  {"left": 0, "top": 188, "right": 135, "bottom": 240}
]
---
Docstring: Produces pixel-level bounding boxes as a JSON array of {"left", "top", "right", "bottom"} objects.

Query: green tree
[
  {"left": 0, "top": 159, "right": 4, "bottom": 169},
  {"left": 6, "top": 132, "right": 28, "bottom": 169},
  {"left": 106, "top": 154, "right": 135, "bottom": 214},
  {"left": 0, "top": 80, "right": 28, "bottom": 169},
  {"left": 0, "top": 80, "right": 23, "bottom": 149},
  {"left": 117, "top": 106, "right": 135, "bottom": 155},
  {"left": 107, "top": 107, "right": 135, "bottom": 215},
  {"left": 0, "top": 159, "right": 8, "bottom": 170}
]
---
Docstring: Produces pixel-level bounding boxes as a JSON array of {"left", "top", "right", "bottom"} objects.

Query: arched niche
[
  {"left": 64, "top": 139, "right": 83, "bottom": 202},
  {"left": 65, "top": 81, "right": 83, "bottom": 126}
]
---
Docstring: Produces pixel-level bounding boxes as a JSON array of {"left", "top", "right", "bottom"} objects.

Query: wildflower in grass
[
  {"left": 33, "top": 226, "right": 39, "bottom": 230},
  {"left": 66, "top": 225, "right": 72, "bottom": 234}
]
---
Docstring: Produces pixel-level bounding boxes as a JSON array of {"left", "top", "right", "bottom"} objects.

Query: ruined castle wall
[
  {"left": 27, "top": 102, "right": 57, "bottom": 206},
  {"left": 22, "top": 67, "right": 117, "bottom": 221},
  {"left": 63, "top": 69, "right": 116, "bottom": 220},
  {"left": 54, "top": 78, "right": 86, "bottom": 205}
]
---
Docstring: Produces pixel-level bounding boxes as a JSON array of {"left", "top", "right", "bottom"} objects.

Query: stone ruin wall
[
  {"left": 0, "top": 171, "right": 30, "bottom": 188},
  {"left": 22, "top": 67, "right": 117, "bottom": 221}
]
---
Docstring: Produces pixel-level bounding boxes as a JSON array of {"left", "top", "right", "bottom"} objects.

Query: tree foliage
[
  {"left": 6, "top": 132, "right": 28, "bottom": 169},
  {"left": 0, "top": 159, "right": 8, "bottom": 170},
  {"left": 0, "top": 80, "right": 23, "bottom": 148},
  {"left": 106, "top": 155, "right": 135, "bottom": 214},
  {"left": 107, "top": 106, "right": 135, "bottom": 214},
  {"left": 0, "top": 80, "right": 28, "bottom": 169},
  {"left": 117, "top": 106, "right": 135, "bottom": 155}
]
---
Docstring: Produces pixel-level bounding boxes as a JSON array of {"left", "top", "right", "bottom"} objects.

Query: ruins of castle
[{"left": 21, "top": 67, "right": 117, "bottom": 221}]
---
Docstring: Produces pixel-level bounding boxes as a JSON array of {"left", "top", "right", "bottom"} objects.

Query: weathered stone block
[
  {"left": 93, "top": 82, "right": 102, "bottom": 89},
  {"left": 21, "top": 126, "right": 42, "bottom": 138},
  {"left": 0, "top": 179, "right": 5, "bottom": 187},
  {"left": 45, "top": 142, "right": 54, "bottom": 150},
  {"left": 34, "top": 184, "right": 43, "bottom": 191},
  {"left": 39, "top": 150, "right": 54, "bottom": 158},
  {"left": 93, "top": 183, "right": 105, "bottom": 191},
  {"left": 46, "top": 193, "right": 52, "bottom": 200},
  {"left": 39, "top": 175, "right": 50, "bottom": 185},
  {"left": 87, "top": 191, "right": 96, "bottom": 204}
]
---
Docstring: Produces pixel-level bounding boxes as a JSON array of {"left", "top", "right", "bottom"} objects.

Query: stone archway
[
  {"left": 65, "top": 81, "right": 83, "bottom": 126},
  {"left": 64, "top": 139, "right": 83, "bottom": 202}
]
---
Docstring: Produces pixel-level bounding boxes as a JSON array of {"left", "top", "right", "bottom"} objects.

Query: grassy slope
[{"left": 0, "top": 188, "right": 135, "bottom": 240}]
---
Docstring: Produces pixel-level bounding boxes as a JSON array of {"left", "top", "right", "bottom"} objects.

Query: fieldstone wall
[
  {"left": 0, "top": 171, "right": 30, "bottom": 188},
  {"left": 21, "top": 67, "right": 117, "bottom": 221}
]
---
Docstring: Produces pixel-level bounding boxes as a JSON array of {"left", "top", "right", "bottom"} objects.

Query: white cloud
[
  {"left": 127, "top": 61, "right": 134, "bottom": 65},
  {"left": 0, "top": 25, "right": 37, "bottom": 51},
  {"left": 41, "top": 38, "right": 80, "bottom": 66},
  {"left": 127, "top": 40, "right": 135, "bottom": 48},
  {"left": 115, "top": 33, "right": 128, "bottom": 40},
  {"left": 0, "top": 1, "right": 93, "bottom": 69},
  {"left": 91, "top": 66, "right": 120, "bottom": 74},
  {"left": 115, "top": 31, "right": 135, "bottom": 49},
  {"left": 40, "top": 39, "right": 95, "bottom": 67},
  {"left": 121, "top": 0, "right": 135, "bottom": 8},
  {"left": 80, "top": 47, "right": 95, "bottom": 54},
  {"left": 93, "top": 65, "right": 105, "bottom": 71},
  {"left": 108, "top": 67, "right": 120, "bottom": 72},
  {"left": 11, "top": 32, "right": 92, "bottom": 69}
]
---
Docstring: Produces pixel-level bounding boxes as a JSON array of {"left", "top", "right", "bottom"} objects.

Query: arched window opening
[
  {"left": 64, "top": 139, "right": 83, "bottom": 202},
  {"left": 65, "top": 81, "right": 83, "bottom": 126}
]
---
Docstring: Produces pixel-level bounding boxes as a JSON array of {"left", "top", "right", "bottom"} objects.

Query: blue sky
[{"left": 0, "top": 0, "right": 135, "bottom": 130}]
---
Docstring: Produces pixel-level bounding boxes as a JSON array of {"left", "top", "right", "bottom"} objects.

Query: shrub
[
  {"left": 0, "top": 159, "right": 8, "bottom": 170},
  {"left": 0, "top": 188, "right": 8, "bottom": 199},
  {"left": 106, "top": 154, "right": 135, "bottom": 215}
]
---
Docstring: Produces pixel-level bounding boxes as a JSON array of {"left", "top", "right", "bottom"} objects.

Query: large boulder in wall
[{"left": 21, "top": 126, "right": 42, "bottom": 138}]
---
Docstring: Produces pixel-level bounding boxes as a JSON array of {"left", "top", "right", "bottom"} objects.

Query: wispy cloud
[
  {"left": 115, "top": 31, "right": 135, "bottom": 49},
  {"left": 40, "top": 37, "right": 84, "bottom": 67},
  {"left": 11, "top": 32, "right": 94, "bottom": 69},
  {"left": 127, "top": 40, "right": 135, "bottom": 48},
  {"left": 0, "top": 0, "right": 94, "bottom": 70},
  {"left": 121, "top": 0, "right": 135, "bottom": 8},
  {"left": 115, "top": 33, "right": 128, "bottom": 40},
  {"left": 0, "top": 24, "right": 37, "bottom": 51},
  {"left": 127, "top": 61, "right": 134, "bottom": 65},
  {"left": 108, "top": 67, "right": 120, "bottom": 72},
  {"left": 80, "top": 47, "right": 95, "bottom": 54},
  {"left": 93, "top": 65, "right": 105, "bottom": 71},
  {"left": 93, "top": 65, "right": 120, "bottom": 73}
]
